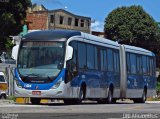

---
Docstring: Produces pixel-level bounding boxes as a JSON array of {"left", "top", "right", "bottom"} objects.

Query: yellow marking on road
[{"left": 16, "top": 98, "right": 49, "bottom": 104}]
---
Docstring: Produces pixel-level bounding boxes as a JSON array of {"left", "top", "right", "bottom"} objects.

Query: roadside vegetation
[{"left": 7, "top": 96, "right": 16, "bottom": 102}]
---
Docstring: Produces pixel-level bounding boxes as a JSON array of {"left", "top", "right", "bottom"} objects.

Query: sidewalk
[{"left": 0, "top": 99, "right": 14, "bottom": 105}]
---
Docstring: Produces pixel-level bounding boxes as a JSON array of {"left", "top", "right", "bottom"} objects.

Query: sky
[{"left": 31, "top": 0, "right": 160, "bottom": 32}]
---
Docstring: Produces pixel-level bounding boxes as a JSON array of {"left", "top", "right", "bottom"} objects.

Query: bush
[
  {"left": 157, "top": 75, "right": 160, "bottom": 82},
  {"left": 7, "top": 96, "right": 16, "bottom": 102}
]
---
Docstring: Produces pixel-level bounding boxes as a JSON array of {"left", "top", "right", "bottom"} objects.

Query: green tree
[
  {"left": 0, "top": 0, "right": 31, "bottom": 52},
  {"left": 104, "top": 5, "right": 159, "bottom": 47}
]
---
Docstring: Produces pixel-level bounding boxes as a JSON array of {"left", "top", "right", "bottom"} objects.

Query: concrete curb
[
  {"left": 146, "top": 101, "right": 160, "bottom": 103},
  {"left": 0, "top": 99, "right": 14, "bottom": 105}
]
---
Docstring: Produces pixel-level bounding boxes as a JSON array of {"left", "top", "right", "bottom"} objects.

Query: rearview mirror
[
  {"left": 12, "top": 45, "right": 19, "bottom": 60},
  {"left": 65, "top": 46, "right": 73, "bottom": 61}
]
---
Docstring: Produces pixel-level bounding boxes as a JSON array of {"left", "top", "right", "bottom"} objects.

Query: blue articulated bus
[{"left": 14, "top": 30, "right": 156, "bottom": 104}]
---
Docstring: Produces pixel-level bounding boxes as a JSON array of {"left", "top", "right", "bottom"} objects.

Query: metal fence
[{"left": 0, "top": 63, "right": 16, "bottom": 96}]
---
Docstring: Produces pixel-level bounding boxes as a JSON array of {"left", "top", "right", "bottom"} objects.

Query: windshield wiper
[
  {"left": 47, "top": 76, "right": 54, "bottom": 81},
  {"left": 26, "top": 73, "right": 41, "bottom": 77}
]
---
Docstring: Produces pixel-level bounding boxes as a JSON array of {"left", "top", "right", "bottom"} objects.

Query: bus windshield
[{"left": 17, "top": 41, "right": 65, "bottom": 83}]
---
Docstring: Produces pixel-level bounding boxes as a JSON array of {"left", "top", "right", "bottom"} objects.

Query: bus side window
[
  {"left": 94, "top": 46, "right": 98, "bottom": 70},
  {"left": 69, "top": 41, "right": 77, "bottom": 72},
  {"left": 107, "top": 49, "right": 113, "bottom": 72},
  {"left": 149, "top": 57, "right": 154, "bottom": 76},
  {"left": 87, "top": 44, "right": 95, "bottom": 69},
  {"left": 99, "top": 49, "right": 107, "bottom": 71},
  {"left": 142, "top": 56, "right": 147, "bottom": 75},
  {"left": 100, "top": 49, "right": 104, "bottom": 71},
  {"left": 130, "top": 54, "right": 137, "bottom": 74},
  {"left": 136, "top": 56, "right": 142, "bottom": 75},
  {"left": 113, "top": 51, "right": 119, "bottom": 73},
  {"left": 126, "top": 53, "right": 131, "bottom": 74},
  {"left": 78, "top": 42, "right": 87, "bottom": 69}
]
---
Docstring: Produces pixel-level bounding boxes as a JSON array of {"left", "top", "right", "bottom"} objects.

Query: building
[
  {"left": 92, "top": 31, "right": 105, "bottom": 38},
  {"left": 48, "top": 9, "right": 91, "bottom": 33},
  {"left": 26, "top": 11, "right": 48, "bottom": 30},
  {"left": 26, "top": 5, "right": 91, "bottom": 33}
]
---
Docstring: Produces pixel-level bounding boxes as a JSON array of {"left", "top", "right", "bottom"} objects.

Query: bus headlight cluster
[
  {"left": 51, "top": 78, "right": 62, "bottom": 89},
  {"left": 15, "top": 80, "right": 22, "bottom": 88}
]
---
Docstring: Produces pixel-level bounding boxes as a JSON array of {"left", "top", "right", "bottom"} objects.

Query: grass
[
  {"left": 157, "top": 82, "right": 160, "bottom": 91},
  {"left": 147, "top": 97, "right": 160, "bottom": 101},
  {"left": 7, "top": 96, "right": 16, "bottom": 102},
  {"left": 147, "top": 81, "right": 160, "bottom": 101}
]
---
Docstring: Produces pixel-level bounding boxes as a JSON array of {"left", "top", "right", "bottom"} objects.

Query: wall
[{"left": 26, "top": 11, "right": 48, "bottom": 30}]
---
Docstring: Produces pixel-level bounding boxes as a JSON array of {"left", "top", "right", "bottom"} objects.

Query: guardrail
[{"left": 0, "top": 63, "right": 16, "bottom": 96}]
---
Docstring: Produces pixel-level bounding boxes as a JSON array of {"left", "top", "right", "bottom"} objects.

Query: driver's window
[{"left": 69, "top": 41, "right": 77, "bottom": 72}]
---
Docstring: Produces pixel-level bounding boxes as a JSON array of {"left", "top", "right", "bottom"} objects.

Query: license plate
[{"left": 32, "top": 91, "right": 41, "bottom": 95}]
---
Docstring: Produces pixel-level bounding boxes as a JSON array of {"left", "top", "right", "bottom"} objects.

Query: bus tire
[
  {"left": 112, "top": 98, "right": 117, "bottom": 104},
  {"left": 133, "top": 89, "right": 147, "bottom": 103},
  {"left": 63, "top": 99, "right": 72, "bottom": 105},
  {"left": 76, "top": 85, "right": 86, "bottom": 104},
  {"left": 141, "top": 89, "right": 147, "bottom": 103},
  {"left": 107, "top": 88, "right": 113, "bottom": 104},
  {"left": 0, "top": 94, "right": 6, "bottom": 99},
  {"left": 97, "top": 99, "right": 106, "bottom": 104},
  {"left": 30, "top": 98, "right": 41, "bottom": 105}
]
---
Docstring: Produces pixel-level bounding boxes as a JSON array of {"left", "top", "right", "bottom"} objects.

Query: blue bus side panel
[
  {"left": 127, "top": 74, "right": 156, "bottom": 89},
  {"left": 71, "top": 70, "right": 120, "bottom": 90}
]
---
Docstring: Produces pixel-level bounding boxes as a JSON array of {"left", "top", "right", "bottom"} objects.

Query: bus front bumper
[{"left": 14, "top": 82, "right": 72, "bottom": 99}]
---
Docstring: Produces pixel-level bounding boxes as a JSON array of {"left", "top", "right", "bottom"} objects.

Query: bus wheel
[
  {"left": 133, "top": 90, "right": 147, "bottom": 103},
  {"left": 112, "top": 98, "right": 117, "bottom": 104},
  {"left": 30, "top": 98, "right": 41, "bottom": 105},
  {"left": 107, "top": 88, "right": 113, "bottom": 104},
  {"left": 77, "top": 86, "right": 85, "bottom": 104},
  {"left": 97, "top": 99, "right": 106, "bottom": 104},
  {"left": 141, "top": 90, "right": 147, "bottom": 103},
  {"left": 63, "top": 99, "right": 73, "bottom": 105},
  {"left": 0, "top": 94, "right": 6, "bottom": 99}
]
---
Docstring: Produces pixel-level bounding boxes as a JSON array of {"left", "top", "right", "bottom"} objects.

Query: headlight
[
  {"left": 51, "top": 78, "right": 62, "bottom": 89},
  {"left": 15, "top": 80, "right": 22, "bottom": 88}
]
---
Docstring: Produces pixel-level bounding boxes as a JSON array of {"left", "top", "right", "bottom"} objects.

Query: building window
[
  {"left": 87, "top": 20, "right": 90, "bottom": 28},
  {"left": 50, "top": 15, "right": 54, "bottom": 23},
  {"left": 75, "top": 18, "right": 79, "bottom": 26},
  {"left": 59, "top": 16, "right": 64, "bottom": 24},
  {"left": 68, "top": 17, "right": 72, "bottom": 26},
  {"left": 81, "top": 20, "right": 84, "bottom": 27}
]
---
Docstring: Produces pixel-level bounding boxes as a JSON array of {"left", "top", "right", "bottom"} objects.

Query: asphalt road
[{"left": 0, "top": 101, "right": 160, "bottom": 119}]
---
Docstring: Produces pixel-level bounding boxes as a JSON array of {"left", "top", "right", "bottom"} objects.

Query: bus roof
[
  {"left": 81, "top": 32, "right": 119, "bottom": 47},
  {"left": 22, "top": 30, "right": 119, "bottom": 48},
  {"left": 22, "top": 30, "right": 81, "bottom": 41},
  {"left": 123, "top": 44, "right": 155, "bottom": 56}
]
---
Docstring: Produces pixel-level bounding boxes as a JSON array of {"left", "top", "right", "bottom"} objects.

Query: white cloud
[{"left": 91, "top": 21, "right": 104, "bottom": 32}]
